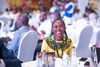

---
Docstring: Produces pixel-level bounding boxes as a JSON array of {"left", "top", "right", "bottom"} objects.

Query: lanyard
[{"left": 53, "top": 39, "right": 64, "bottom": 58}]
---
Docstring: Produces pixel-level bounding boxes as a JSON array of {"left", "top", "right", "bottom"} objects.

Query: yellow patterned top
[{"left": 41, "top": 35, "right": 73, "bottom": 58}]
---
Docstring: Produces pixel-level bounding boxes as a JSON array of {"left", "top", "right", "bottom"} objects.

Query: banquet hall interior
[{"left": 0, "top": 0, "right": 100, "bottom": 67}]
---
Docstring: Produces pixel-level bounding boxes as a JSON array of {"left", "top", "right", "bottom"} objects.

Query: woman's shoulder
[
  {"left": 44, "top": 36, "right": 52, "bottom": 40},
  {"left": 63, "top": 36, "right": 72, "bottom": 42},
  {"left": 66, "top": 38, "right": 72, "bottom": 43},
  {"left": 44, "top": 36, "right": 53, "bottom": 43}
]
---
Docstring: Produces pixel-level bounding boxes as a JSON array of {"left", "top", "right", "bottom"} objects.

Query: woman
[{"left": 41, "top": 19, "right": 73, "bottom": 58}]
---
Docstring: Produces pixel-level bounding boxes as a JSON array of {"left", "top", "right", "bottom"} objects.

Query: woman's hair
[
  {"left": 51, "top": 19, "right": 68, "bottom": 39},
  {"left": 52, "top": 19, "right": 65, "bottom": 28}
]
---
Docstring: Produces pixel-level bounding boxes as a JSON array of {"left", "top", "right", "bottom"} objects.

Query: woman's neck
[{"left": 54, "top": 36, "right": 63, "bottom": 41}]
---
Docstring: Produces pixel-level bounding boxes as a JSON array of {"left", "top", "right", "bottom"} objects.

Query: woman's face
[{"left": 52, "top": 20, "right": 66, "bottom": 37}]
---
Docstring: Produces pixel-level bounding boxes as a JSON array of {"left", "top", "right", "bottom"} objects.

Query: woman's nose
[{"left": 56, "top": 27, "right": 60, "bottom": 30}]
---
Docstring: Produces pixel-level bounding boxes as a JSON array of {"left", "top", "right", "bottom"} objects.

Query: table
[{"left": 22, "top": 58, "right": 95, "bottom": 67}]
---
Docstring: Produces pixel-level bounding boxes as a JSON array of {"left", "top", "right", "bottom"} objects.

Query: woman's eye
[
  {"left": 54, "top": 26, "right": 57, "bottom": 28},
  {"left": 60, "top": 26, "right": 63, "bottom": 27},
  {"left": 53, "top": 25, "right": 64, "bottom": 28}
]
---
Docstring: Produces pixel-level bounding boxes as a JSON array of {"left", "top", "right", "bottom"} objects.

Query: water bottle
[
  {"left": 36, "top": 52, "right": 42, "bottom": 67},
  {"left": 90, "top": 58, "right": 94, "bottom": 67},
  {"left": 93, "top": 45, "right": 98, "bottom": 67},
  {"left": 91, "top": 45, "right": 98, "bottom": 67},
  {"left": 71, "top": 46, "right": 77, "bottom": 67},
  {"left": 91, "top": 45, "right": 95, "bottom": 62},
  {"left": 42, "top": 50, "right": 46, "bottom": 67},
  {"left": 67, "top": 58, "right": 71, "bottom": 67},
  {"left": 36, "top": 52, "right": 39, "bottom": 67},
  {"left": 62, "top": 53, "right": 69, "bottom": 67}
]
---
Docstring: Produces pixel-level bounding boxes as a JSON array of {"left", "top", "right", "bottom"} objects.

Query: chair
[
  {"left": 0, "top": 20, "right": 4, "bottom": 27},
  {"left": 17, "top": 30, "right": 38, "bottom": 62},
  {"left": 75, "top": 18, "right": 87, "bottom": 29},
  {"left": 0, "top": 17, "right": 9, "bottom": 24},
  {"left": 76, "top": 25, "right": 93, "bottom": 58}
]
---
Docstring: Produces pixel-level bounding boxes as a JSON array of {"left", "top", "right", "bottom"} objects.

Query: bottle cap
[
  {"left": 43, "top": 50, "right": 46, "bottom": 52},
  {"left": 72, "top": 46, "right": 75, "bottom": 48}
]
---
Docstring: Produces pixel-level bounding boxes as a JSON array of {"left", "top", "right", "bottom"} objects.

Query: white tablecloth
[{"left": 21, "top": 58, "right": 90, "bottom": 67}]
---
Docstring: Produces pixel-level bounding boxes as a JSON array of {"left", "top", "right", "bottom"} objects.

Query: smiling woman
[{"left": 41, "top": 19, "right": 73, "bottom": 58}]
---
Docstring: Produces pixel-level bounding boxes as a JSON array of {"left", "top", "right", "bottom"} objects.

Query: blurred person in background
[
  {"left": 30, "top": 11, "right": 47, "bottom": 31},
  {"left": 11, "top": 7, "right": 23, "bottom": 32},
  {"left": 49, "top": 0, "right": 59, "bottom": 14},
  {"left": 2, "top": 14, "right": 30, "bottom": 57},
  {"left": 0, "top": 7, "right": 12, "bottom": 19},
  {"left": 33, "top": 11, "right": 48, "bottom": 60},
  {"left": 85, "top": 6, "right": 97, "bottom": 26},
  {"left": 62, "top": 0, "right": 75, "bottom": 25},
  {"left": 33, "top": 12, "right": 62, "bottom": 60},
  {"left": 73, "top": 8, "right": 82, "bottom": 22},
  {"left": 8, "top": 7, "right": 17, "bottom": 30},
  {"left": 37, "top": 12, "right": 62, "bottom": 40},
  {"left": 0, "top": 39, "right": 22, "bottom": 67}
]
